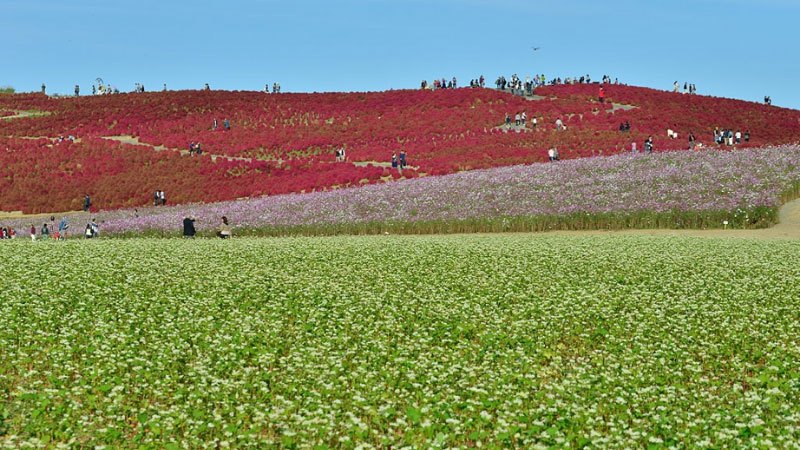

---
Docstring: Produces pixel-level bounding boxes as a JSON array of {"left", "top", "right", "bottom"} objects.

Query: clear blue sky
[{"left": 2, "top": 0, "right": 798, "bottom": 109}]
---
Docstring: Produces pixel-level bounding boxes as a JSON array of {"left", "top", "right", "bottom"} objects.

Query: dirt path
[
  {"left": 1, "top": 110, "right": 51, "bottom": 121},
  {"left": 103, "top": 135, "right": 256, "bottom": 163}
]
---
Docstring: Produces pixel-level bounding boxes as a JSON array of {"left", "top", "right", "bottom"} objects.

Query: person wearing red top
[{"left": 598, "top": 87, "right": 606, "bottom": 103}]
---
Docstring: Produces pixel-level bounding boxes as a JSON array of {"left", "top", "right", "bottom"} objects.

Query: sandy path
[
  {"left": 103, "top": 135, "right": 255, "bottom": 163},
  {"left": 1, "top": 110, "right": 51, "bottom": 121}
]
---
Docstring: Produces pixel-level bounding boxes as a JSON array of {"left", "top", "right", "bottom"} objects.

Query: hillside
[{"left": 2, "top": 85, "right": 799, "bottom": 213}]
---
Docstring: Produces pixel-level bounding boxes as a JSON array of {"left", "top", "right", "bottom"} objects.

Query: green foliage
[
  {"left": 0, "top": 86, "right": 14, "bottom": 94},
  {"left": 1, "top": 235, "right": 799, "bottom": 447}
]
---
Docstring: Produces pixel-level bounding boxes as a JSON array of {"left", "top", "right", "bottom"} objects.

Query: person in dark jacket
[{"left": 183, "top": 217, "right": 196, "bottom": 238}]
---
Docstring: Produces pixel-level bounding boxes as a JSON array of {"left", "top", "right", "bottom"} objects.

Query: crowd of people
[
  {"left": 674, "top": 81, "right": 698, "bottom": 94},
  {"left": 420, "top": 77, "right": 460, "bottom": 90},
  {"left": 0, "top": 216, "right": 99, "bottom": 241},
  {"left": 713, "top": 128, "right": 750, "bottom": 146}
]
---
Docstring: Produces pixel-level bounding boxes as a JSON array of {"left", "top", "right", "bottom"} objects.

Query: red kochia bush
[{"left": 1, "top": 85, "right": 798, "bottom": 212}]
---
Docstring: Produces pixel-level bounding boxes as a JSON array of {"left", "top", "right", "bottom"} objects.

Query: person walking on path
[{"left": 58, "top": 217, "right": 69, "bottom": 240}]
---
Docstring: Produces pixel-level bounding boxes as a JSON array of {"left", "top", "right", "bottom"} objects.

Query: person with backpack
[{"left": 58, "top": 217, "right": 69, "bottom": 239}]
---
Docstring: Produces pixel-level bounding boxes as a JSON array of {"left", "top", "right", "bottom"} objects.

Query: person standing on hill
[
  {"left": 41, "top": 83, "right": 46, "bottom": 94},
  {"left": 223, "top": 118, "right": 231, "bottom": 130},
  {"left": 83, "top": 194, "right": 91, "bottom": 212},
  {"left": 391, "top": 152, "right": 398, "bottom": 169},
  {"left": 598, "top": 86, "right": 606, "bottom": 103},
  {"left": 74, "top": 85, "right": 80, "bottom": 96},
  {"left": 30, "top": 224, "right": 36, "bottom": 241},
  {"left": 399, "top": 150, "right": 407, "bottom": 169}
]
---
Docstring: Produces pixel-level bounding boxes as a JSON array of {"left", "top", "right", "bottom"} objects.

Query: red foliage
[{"left": 1, "top": 86, "right": 798, "bottom": 213}]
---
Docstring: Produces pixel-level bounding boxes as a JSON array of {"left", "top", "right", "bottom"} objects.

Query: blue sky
[{"left": 2, "top": 0, "right": 799, "bottom": 109}]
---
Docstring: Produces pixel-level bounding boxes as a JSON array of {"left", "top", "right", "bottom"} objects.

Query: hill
[{"left": 1, "top": 85, "right": 799, "bottom": 213}]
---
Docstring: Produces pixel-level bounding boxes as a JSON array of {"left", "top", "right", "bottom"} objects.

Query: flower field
[
  {"left": 5, "top": 145, "right": 798, "bottom": 236},
  {"left": 2, "top": 85, "right": 799, "bottom": 213},
  {"left": 1, "top": 235, "right": 799, "bottom": 448}
]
